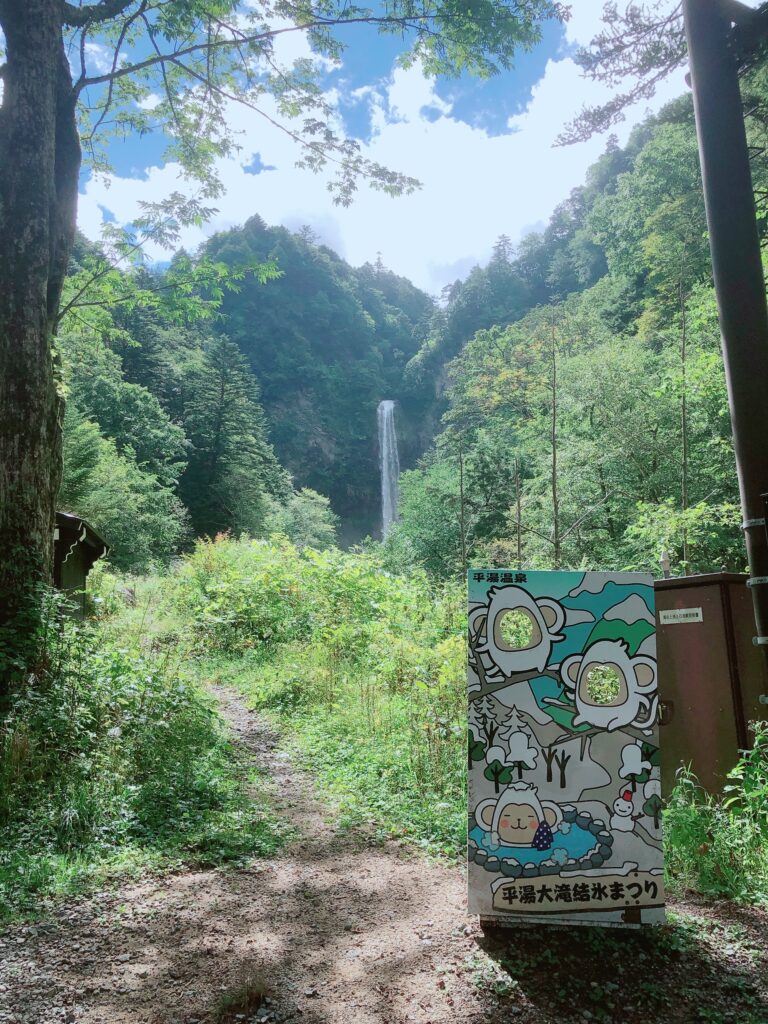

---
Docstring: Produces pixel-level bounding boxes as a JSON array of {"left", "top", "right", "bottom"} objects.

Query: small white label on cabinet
[{"left": 659, "top": 607, "right": 703, "bottom": 625}]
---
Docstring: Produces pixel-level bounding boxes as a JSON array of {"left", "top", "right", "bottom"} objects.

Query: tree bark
[
  {"left": 679, "top": 276, "right": 690, "bottom": 573},
  {"left": 0, "top": 1, "right": 80, "bottom": 692},
  {"left": 549, "top": 316, "right": 560, "bottom": 569}
]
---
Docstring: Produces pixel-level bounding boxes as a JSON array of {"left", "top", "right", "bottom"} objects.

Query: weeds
[
  {"left": 175, "top": 536, "right": 467, "bottom": 856},
  {"left": 664, "top": 725, "right": 768, "bottom": 905},
  {"left": 0, "top": 587, "right": 284, "bottom": 919}
]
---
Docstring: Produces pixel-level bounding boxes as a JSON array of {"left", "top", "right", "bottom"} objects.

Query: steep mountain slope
[{"left": 204, "top": 216, "right": 434, "bottom": 539}]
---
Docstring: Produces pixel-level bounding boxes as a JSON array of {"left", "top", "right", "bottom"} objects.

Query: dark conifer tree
[{"left": 180, "top": 336, "right": 287, "bottom": 538}]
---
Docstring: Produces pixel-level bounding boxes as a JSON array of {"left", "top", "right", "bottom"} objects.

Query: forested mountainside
[
  {"left": 58, "top": 224, "right": 436, "bottom": 559},
  {"left": 202, "top": 217, "right": 435, "bottom": 539},
  {"left": 57, "top": 59, "right": 768, "bottom": 574},
  {"left": 389, "top": 66, "right": 768, "bottom": 579}
]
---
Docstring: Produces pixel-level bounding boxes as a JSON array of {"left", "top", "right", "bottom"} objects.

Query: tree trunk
[
  {"left": 679, "top": 277, "right": 690, "bottom": 574},
  {"left": 458, "top": 443, "right": 467, "bottom": 577},
  {"left": 0, "top": 1, "right": 80, "bottom": 694},
  {"left": 542, "top": 746, "right": 556, "bottom": 783},
  {"left": 550, "top": 318, "right": 560, "bottom": 569}
]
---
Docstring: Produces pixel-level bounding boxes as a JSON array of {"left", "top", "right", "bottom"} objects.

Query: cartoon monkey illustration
[
  {"left": 472, "top": 586, "right": 566, "bottom": 680},
  {"left": 559, "top": 639, "right": 658, "bottom": 732},
  {"left": 475, "top": 781, "right": 563, "bottom": 852}
]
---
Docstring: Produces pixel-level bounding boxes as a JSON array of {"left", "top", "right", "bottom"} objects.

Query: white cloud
[
  {"left": 77, "top": 11, "right": 688, "bottom": 294},
  {"left": 83, "top": 41, "right": 116, "bottom": 74}
]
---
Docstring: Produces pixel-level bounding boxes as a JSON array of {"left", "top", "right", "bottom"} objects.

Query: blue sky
[{"left": 78, "top": 4, "right": 687, "bottom": 293}]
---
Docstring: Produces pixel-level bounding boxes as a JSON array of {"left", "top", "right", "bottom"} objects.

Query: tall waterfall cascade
[{"left": 377, "top": 400, "right": 400, "bottom": 537}]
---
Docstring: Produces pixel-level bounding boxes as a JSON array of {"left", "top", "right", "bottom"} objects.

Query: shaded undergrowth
[{"left": 0, "top": 590, "right": 284, "bottom": 920}]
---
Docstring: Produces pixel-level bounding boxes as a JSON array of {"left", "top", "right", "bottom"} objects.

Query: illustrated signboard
[{"left": 467, "top": 570, "right": 664, "bottom": 927}]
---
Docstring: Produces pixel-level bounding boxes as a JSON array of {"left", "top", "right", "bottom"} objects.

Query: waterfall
[{"left": 377, "top": 400, "right": 400, "bottom": 538}]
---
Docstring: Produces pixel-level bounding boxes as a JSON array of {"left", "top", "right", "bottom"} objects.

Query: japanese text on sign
[{"left": 492, "top": 872, "right": 664, "bottom": 915}]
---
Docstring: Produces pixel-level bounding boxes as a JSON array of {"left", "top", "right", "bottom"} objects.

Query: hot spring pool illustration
[{"left": 468, "top": 806, "right": 615, "bottom": 877}]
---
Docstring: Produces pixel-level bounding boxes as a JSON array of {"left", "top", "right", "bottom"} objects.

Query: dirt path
[{"left": 1, "top": 685, "right": 767, "bottom": 1024}]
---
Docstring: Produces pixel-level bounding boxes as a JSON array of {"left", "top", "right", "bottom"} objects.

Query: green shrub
[
  {"left": 664, "top": 725, "right": 768, "bottom": 905},
  {"left": 0, "top": 598, "right": 283, "bottom": 918},
  {"left": 171, "top": 535, "right": 312, "bottom": 653},
  {"left": 174, "top": 534, "right": 467, "bottom": 855}
]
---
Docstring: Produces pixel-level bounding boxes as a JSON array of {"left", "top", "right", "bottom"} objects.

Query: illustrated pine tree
[
  {"left": 469, "top": 694, "right": 512, "bottom": 750},
  {"left": 494, "top": 704, "right": 538, "bottom": 780},
  {"left": 496, "top": 705, "right": 532, "bottom": 747}
]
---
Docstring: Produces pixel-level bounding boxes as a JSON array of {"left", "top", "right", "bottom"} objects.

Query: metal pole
[{"left": 683, "top": 0, "right": 768, "bottom": 662}]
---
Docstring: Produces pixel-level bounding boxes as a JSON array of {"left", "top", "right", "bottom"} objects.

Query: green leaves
[
  {"left": 390, "top": 94, "right": 756, "bottom": 578},
  {"left": 57, "top": 232, "right": 289, "bottom": 562},
  {"left": 60, "top": 403, "right": 189, "bottom": 571},
  {"left": 67, "top": 0, "right": 565, "bottom": 205},
  {"left": 179, "top": 334, "right": 287, "bottom": 539}
]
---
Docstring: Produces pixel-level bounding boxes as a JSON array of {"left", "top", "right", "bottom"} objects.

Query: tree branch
[
  {"left": 560, "top": 490, "right": 616, "bottom": 542},
  {"left": 167, "top": 55, "right": 344, "bottom": 166},
  {"left": 63, "top": 0, "right": 138, "bottom": 27},
  {"left": 80, "top": 0, "right": 148, "bottom": 139},
  {"left": 469, "top": 669, "right": 561, "bottom": 703},
  {"left": 75, "top": 14, "right": 433, "bottom": 93}
]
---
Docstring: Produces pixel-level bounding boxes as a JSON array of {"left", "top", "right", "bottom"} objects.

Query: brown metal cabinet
[{"left": 655, "top": 573, "right": 768, "bottom": 794}]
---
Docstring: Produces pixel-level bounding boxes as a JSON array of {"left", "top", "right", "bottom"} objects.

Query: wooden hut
[{"left": 54, "top": 512, "right": 109, "bottom": 616}]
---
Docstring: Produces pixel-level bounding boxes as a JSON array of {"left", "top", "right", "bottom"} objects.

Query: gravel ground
[{"left": 1, "top": 685, "right": 766, "bottom": 1024}]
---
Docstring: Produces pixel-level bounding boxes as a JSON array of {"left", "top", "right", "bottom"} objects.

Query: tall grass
[
  {"left": 172, "top": 535, "right": 467, "bottom": 855},
  {"left": 0, "top": 588, "right": 283, "bottom": 919},
  {"left": 664, "top": 725, "right": 768, "bottom": 904}
]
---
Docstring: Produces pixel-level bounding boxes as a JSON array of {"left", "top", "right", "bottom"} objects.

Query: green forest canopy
[{"left": 59, "top": 63, "right": 768, "bottom": 577}]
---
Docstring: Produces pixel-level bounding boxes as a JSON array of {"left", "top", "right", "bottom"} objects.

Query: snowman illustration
[{"left": 610, "top": 790, "right": 638, "bottom": 833}]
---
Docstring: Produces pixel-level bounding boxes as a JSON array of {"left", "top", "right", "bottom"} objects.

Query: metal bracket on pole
[
  {"left": 747, "top": 577, "right": 768, "bottom": 587},
  {"left": 719, "top": 0, "right": 760, "bottom": 25},
  {"left": 760, "top": 695, "right": 768, "bottom": 705},
  {"left": 741, "top": 518, "right": 766, "bottom": 530},
  {"left": 721, "top": 0, "right": 755, "bottom": 21},
  {"left": 753, "top": 637, "right": 768, "bottom": 646}
]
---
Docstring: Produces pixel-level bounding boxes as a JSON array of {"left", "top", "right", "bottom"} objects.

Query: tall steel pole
[{"left": 683, "top": 0, "right": 768, "bottom": 664}]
